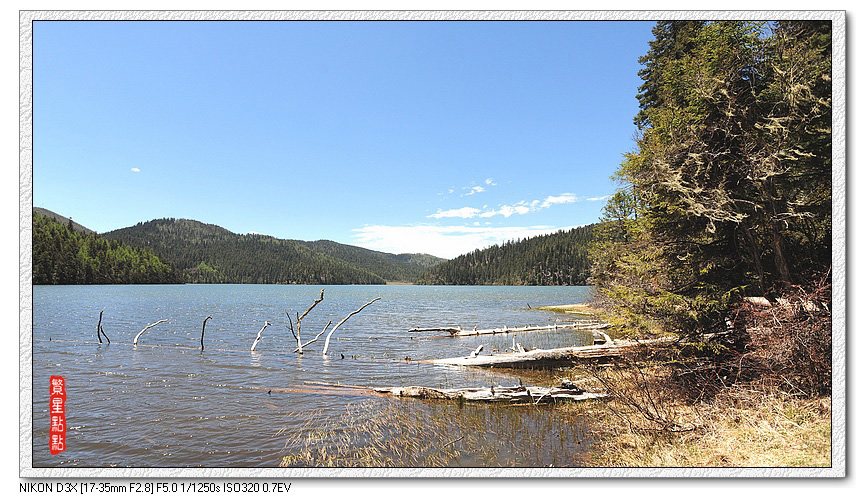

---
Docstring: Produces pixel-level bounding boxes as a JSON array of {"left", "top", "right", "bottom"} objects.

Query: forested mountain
[
  {"left": 104, "top": 219, "right": 384, "bottom": 284},
  {"left": 33, "top": 211, "right": 182, "bottom": 284},
  {"left": 34, "top": 207, "right": 95, "bottom": 235},
  {"left": 590, "top": 21, "right": 832, "bottom": 337},
  {"left": 296, "top": 240, "right": 444, "bottom": 282},
  {"left": 417, "top": 225, "right": 595, "bottom": 285},
  {"left": 103, "top": 218, "right": 440, "bottom": 284}
]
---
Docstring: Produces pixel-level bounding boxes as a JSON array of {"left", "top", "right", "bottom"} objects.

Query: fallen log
[
  {"left": 410, "top": 321, "right": 610, "bottom": 338},
  {"left": 427, "top": 336, "right": 676, "bottom": 369},
  {"left": 374, "top": 383, "right": 606, "bottom": 404}
]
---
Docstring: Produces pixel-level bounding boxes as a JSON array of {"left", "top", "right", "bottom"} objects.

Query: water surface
[{"left": 32, "top": 284, "right": 595, "bottom": 467}]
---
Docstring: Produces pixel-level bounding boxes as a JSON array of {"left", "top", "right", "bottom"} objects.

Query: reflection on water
[{"left": 33, "top": 284, "right": 595, "bottom": 467}]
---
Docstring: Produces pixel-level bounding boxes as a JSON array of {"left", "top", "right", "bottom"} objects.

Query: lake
[{"left": 32, "top": 284, "right": 597, "bottom": 467}]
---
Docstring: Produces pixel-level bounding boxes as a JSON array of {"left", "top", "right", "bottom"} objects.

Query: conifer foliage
[
  {"left": 32, "top": 211, "right": 182, "bottom": 284},
  {"left": 418, "top": 226, "right": 594, "bottom": 286},
  {"left": 590, "top": 21, "right": 832, "bottom": 336}
]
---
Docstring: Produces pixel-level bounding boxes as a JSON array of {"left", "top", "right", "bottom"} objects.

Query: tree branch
[
  {"left": 200, "top": 315, "right": 212, "bottom": 351},
  {"left": 292, "top": 320, "right": 332, "bottom": 353},
  {"left": 133, "top": 319, "right": 168, "bottom": 346},
  {"left": 322, "top": 297, "right": 380, "bottom": 356},
  {"left": 250, "top": 321, "right": 271, "bottom": 351}
]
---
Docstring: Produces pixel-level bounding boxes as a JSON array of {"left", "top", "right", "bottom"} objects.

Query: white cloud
[
  {"left": 485, "top": 178, "right": 497, "bottom": 186},
  {"left": 130, "top": 167, "right": 141, "bottom": 173},
  {"left": 428, "top": 192, "right": 610, "bottom": 220},
  {"left": 427, "top": 207, "right": 481, "bottom": 219},
  {"left": 352, "top": 224, "right": 582, "bottom": 259},
  {"left": 462, "top": 185, "right": 485, "bottom": 196},
  {"left": 540, "top": 193, "right": 579, "bottom": 208}
]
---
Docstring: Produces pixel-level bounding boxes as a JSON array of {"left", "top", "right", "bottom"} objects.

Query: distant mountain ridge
[
  {"left": 417, "top": 225, "right": 596, "bottom": 286},
  {"left": 295, "top": 239, "right": 443, "bottom": 283},
  {"left": 103, "top": 218, "right": 444, "bottom": 284}
]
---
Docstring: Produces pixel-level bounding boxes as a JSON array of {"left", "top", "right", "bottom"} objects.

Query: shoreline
[{"left": 535, "top": 303, "right": 604, "bottom": 315}]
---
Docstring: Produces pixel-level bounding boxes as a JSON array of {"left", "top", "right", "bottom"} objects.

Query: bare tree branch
[
  {"left": 96, "top": 308, "right": 110, "bottom": 344},
  {"left": 250, "top": 321, "right": 271, "bottom": 351},
  {"left": 322, "top": 297, "right": 380, "bottom": 356},
  {"left": 293, "top": 320, "right": 332, "bottom": 353},
  {"left": 200, "top": 315, "right": 212, "bottom": 351},
  {"left": 133, "top": 319, "right": 168, "bottom": 346},
  {"left": 298, "top": 289, "right": 325, "bottom": 323}
]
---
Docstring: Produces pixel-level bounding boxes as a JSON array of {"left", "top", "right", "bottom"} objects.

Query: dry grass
[
  {"left": 535, "top": 303, "right": 605, "bottom": 315},
  {"left": 280, "top": 397, "right": 594, "bottom": 467},
  {"left": 558, "top": 366, "right": 831, "bottom": 468}
]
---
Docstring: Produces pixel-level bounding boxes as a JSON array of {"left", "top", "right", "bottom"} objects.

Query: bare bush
[{"left": 729, "top": 276, "right": 832, "bottom": 397}]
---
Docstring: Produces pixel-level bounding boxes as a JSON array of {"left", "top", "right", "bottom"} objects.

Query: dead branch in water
[
  {"left": 288, "top": 289, "right": 325, "bottom": 355},
  {"left": 96, "top": 308, "right": 110, "bottom": 344},
  {"left": 200, "top": 315, "right": 212, "bottom": 351},
  {"left": 250, "top": 321, "right": 271, "bottom": 351},
  {"left": 293, "top": 320, "right": 332, "bottom": 353},
  {"left": 322, "top": 297, "right": 381, "bottom": 356},
  {"left": 96, "top": 308, "right": 103, "bottom": 343},
  {"left": 133, "top": 319, "right": 168, "bottom": 346},
  {"left": 287, "top": 313, "right": 301, "bottom": 353},
  {"left": 298, "top": 289, "right": 325, "bottom": 322}
]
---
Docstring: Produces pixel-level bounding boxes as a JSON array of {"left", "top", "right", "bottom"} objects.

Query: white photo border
[{"left": 19, "top": 9, "right": 847, "bottom": 478}]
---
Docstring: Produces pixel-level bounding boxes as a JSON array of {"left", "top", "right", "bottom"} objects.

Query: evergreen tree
[{"left": 591, "top": 20, "right": 832, "bottom": 336}]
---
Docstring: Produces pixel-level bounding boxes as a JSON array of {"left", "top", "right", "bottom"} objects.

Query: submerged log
[
  {"left": 374, "top": 383, "right": 606, "bottom": 404},
  {"left": 427, "top": 336, "right": 676, "bottom": 369},
  {"left": 408, "top": 326, "right": 463, "bottom": 334}
]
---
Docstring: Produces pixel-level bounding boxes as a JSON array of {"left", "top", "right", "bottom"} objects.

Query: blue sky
[{"left": 33, "top": 20, "right": 654, "bottom": 258}]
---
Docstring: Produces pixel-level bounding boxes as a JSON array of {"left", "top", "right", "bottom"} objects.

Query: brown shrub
[{"left": 728, "top": 277, "right": 832, "bottom": 397}]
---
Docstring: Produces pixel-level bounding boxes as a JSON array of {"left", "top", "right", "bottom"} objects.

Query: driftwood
[
  {"left": 322, "top": 297, "right": 380, "bottom": 356},
  {"left": 250, "top": 321, "right": 271, "bottom": 351},
  {"left": 200, "top": 316, "right": 212, "bottom": 351},
  {"left": 96, "top": 308, "right": 110, "bottom": 344},
  {"left": 428, "top": 337, "right": 677, "bottom": 369},
  {"left": 375, "top": 382, "right": 606, "bottom": 404},
  {"left": 133, "top": 319, "right": 168, "bottom": 346},
  {"left": 410, "top": 321, "right": 609, "bottom": 338}
]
